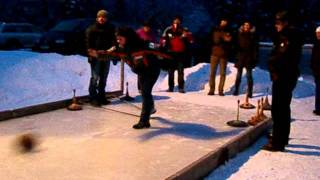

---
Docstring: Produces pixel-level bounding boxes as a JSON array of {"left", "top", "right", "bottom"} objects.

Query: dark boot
[
  {"left": 90, "top": 99, "right": 101, "bottom": 107},
  {"left": 99, "top": 98, "right": 111, "bottom": 105},
  {"left": 207, "top": 89, "right": 215, "bottom": 95},
  {"left": 133, "top": 121, "right": 150, "bottom": 129},
  {"left": 178, "top": 88, "right": 185, "bottom": 93},
  {"left": 262, "top": 141, "right": 285, "bottom": 152}
]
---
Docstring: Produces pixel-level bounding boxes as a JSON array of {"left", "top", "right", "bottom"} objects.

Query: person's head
[
  {"left": 96, "top": 9, "right": 108, "bottom": 25},
  {"left": 142, "top": 21, "right": 151, "bottom": 33},
  {"left": 116, "top": 27, "right": 144, "bottom": 50},
  {"left": 275, "top": 11, "right": 289, "bottom": 32},
  {"left": 172, "top": 15, "right": 182, "bottom": 29},
  {"left": 316, "top": 26, "right": 320, "bottom": 40},
  {"left": 219, "top": 17, "right": 229, "bottom": 27},
  {"left": 242, "top": 21, "right": 252, "bottom": 32}
]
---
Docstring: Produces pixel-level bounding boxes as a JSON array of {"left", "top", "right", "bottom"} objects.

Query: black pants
[
  {"left": 234, "top": 67, "right": 253, "bottom": 95},
  {"left": 168, "top": 52, "right": 185, "bottom": 90},
  {"left": 138, "top": 67, "right": 160, "bottom": 123},
  {"left": 271, "top": 77, "right": 297, "bottom": 148}
]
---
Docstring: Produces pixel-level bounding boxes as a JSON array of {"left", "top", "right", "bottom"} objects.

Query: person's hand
[
  {"left": 87, "top": 49, "right": 98, "bottom": 58},
  {"left": 107, "top": 46, "right": 116, "bottom": 52}
]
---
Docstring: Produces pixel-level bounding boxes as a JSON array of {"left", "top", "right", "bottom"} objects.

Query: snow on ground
[{"left": 0, "top": 50, "right": 319, "bottom": 179}]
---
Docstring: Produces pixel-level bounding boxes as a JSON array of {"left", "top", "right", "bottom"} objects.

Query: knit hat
[
  {"left": 316, "top": 26, "right": 320, "bottom": 32},
  {"left": 97, "top": 10, "right": 108, "bottom": 18}
]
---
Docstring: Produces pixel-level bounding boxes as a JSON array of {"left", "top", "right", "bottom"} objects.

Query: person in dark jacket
[
  {"left": 263, "top": 11, "right": 304, "bottom": 152},
  {"left": 161, "top": 16, "right": 192, "bottom": 93},
  {"left": 233, "top": 21, "right": 259, "bottom": 97},
  {"left": 89, "top": 27, "right": 169, "bottom": 129},
  {"left": 208, "top": 17, "right": 233, "bottom": 96},
  {"left": 310, "top": 26, "right": 320, "bottom": 115},
  {"left": 86, "top": 9, "right": 116, "bottom": 107},
  {"left": 136, "top": 21, "right": 158, "bottom": 93}
]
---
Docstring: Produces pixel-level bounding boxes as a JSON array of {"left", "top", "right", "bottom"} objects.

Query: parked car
[
  {"left": 36, "top": 18, "right": 95, "bottom": 55},
  {"left": 0, "top": 22, "right": 43, "bottom": 49}
]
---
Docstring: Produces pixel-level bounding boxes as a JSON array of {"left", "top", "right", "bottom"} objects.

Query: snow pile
[{"left": 0, "top": 50, "right": 315, "bottom": 111}]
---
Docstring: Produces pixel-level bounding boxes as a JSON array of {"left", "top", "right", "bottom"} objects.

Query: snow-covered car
[{"left": 0, "top": 22, "right": 43, "bottom": 49}]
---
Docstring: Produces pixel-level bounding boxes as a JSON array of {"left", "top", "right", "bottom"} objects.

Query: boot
[
  {"left": 178, "top": 88, "right": 185, "bottom": 93},
  {"left": 133, "top": 121, "right": 150, "bottom": 129},
  {"left": 207, "top": 89, "right": 215, "bottom": 95},
  {"left": 99, "top": 98, "right": 111, "bottom": 105}
]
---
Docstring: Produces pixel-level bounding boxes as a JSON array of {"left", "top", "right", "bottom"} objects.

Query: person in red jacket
[{"left": 161, "top": 16, "right": 193, "bottom": 93}]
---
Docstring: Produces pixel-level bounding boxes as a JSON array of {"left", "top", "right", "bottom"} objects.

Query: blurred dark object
[
  {"left": 0, "top": 22, "right": 43, "bottom": 50},
  {"left": 35, "top": 18, "right": 94, "bottom": 55},
  {"left": 15, "top": 133, "right": 39, "bottom": 153}
]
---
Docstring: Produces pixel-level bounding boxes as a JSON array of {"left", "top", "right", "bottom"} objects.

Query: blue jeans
[{"left": 89, "top": 59, "right": 110, "bottom": 101}]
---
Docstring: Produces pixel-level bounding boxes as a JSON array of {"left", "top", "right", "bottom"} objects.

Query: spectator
[
  {"left": 310, "top": 26, "right": 320, "bottom": 115},
  {"left": 263, "top": 11, "right": 303, "bottom": 152},
  {"left": 161, "top": 16, "right": 193, "bottom": 93},
  {"left": 233, "top": 20, "right": 259, "bottom": 98},
  {"left": 86, "top": 10, "right": 116, "bottom": 107},
  {"left": 208, "top": 17, "right": 233, "bottom": 96}
]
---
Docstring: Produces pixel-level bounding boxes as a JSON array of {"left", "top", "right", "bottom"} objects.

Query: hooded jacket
[{"left": 235, "top": 25, "right": 258, "bottom": 69}]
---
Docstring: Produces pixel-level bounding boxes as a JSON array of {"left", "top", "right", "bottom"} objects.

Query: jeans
[{"left": 88, "top": 59, "right": 110, "bottom": 101}]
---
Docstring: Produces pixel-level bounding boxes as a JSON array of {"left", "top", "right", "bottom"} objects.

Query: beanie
[
  {"left": 97, "top": 10, "right": 108, "bottom": 18},
  {"left": 316, "top": 26, "right": 320, "bottom": 32}
]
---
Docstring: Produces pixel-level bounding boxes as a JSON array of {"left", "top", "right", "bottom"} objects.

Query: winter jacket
[
  {"left": 136, "top": 27, "right": 157, "bottom": 43},
  {"left": 235, "top": 25, "right": 258, "bottom": 69},
  {"left": 311, "top": 40, "right": 320, "bottom": 78},
  {"left": 268, "top": 26, "right": 303, "bottom": 81},
  {"left": 210, "top": 26, "right": 233, "bottom": 58},
  {"left": 86, "top": 22, "right": 115, "bottom": 52},
  {"left": 161, "top": 25, "right": 190, "bottom": 53}
]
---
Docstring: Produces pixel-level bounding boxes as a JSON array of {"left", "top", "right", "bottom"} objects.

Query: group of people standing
[{"left": 85, "top": 9, "right": 320, "bottom": 153}]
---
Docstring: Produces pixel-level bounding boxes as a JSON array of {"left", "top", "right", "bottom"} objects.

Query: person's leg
[
  {"left": 133, "top": 69, "right": 160, "bottom": 129},
  {"left": 98, "top": 61, "right": 110, "bottom": 104},
  {"left": 88, "top": 60, "right": 100, "bottom": 106},
  {"left": 218, "top": 58, "right": 227, "bottom": 95},
  {"left": 246, "top": 68, "right": 253, "bottom": 98},
  {"left": 270, "top": 78, "right": 297, "bottom": 150},
  {"left": 177, "top": 57, "right": 185, "bottom": 93},
  {"left": 168, "top": 68, "right": 175, "bottom": 92},
  {"left": 233, "top": 67, "right": 243, "bottom": 95},
  {"left": 208, "top": 55, "right": 218, "bottom": 95}
]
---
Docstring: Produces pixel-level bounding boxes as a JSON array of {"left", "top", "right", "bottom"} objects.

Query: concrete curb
[
  {"left": 0, "top": 91, "right": 123, "bottom": 121},
  {"left": 167, "top": 118, "right": 272, "bottom": 180}
]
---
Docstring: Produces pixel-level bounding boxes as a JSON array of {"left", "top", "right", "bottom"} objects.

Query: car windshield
[{"left": 52, "top": 20, "right": 80, "bottom": 32}]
